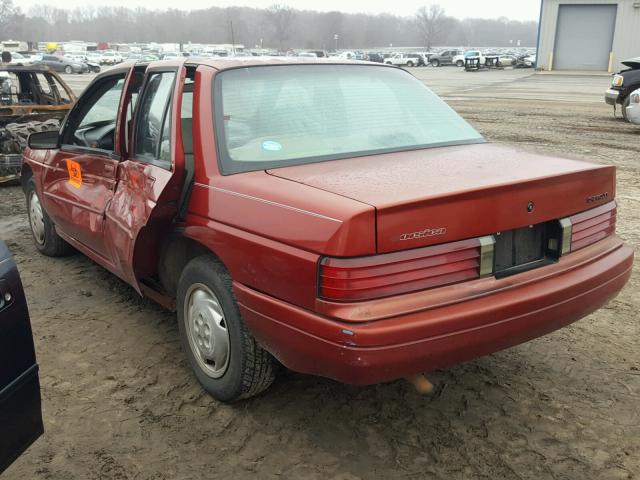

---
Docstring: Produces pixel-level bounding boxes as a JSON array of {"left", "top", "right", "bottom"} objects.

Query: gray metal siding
[
  {"left": 538, "top": 0, "right": 640, "bottom": 72},
  {"left": 553, "top": 4, "right": 617, "bottom": 70}
]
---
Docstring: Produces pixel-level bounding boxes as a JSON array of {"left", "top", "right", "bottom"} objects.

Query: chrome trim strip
[
  {"left": 194, "top": 183, "right": 343, "bottom": 223},
  {"left": 559, "top": 218, "right": 572, "bottom": 255}
]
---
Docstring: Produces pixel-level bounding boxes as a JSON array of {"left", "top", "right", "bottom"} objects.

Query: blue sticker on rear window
[{"left": 262, "top": 140, "right": 282, "bottom": 152}]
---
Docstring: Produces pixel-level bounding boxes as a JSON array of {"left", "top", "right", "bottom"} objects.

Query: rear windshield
[{"left": 214, "top": 64, "right": 483, "bottom": 174}]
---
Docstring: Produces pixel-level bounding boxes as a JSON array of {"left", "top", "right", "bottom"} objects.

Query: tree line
[{"left": 1, "top": 1, "right": 537, "bottom": 50}]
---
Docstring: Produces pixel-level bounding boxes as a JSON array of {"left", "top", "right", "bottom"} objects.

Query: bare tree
[
  {"left": 0, "top": 0, "right": 18, "bottom": 32},
  {"left": 415, "top": 4, "right": 446, "bottom": 50},
  {"left": 7, "top": 4, "right": 538, "bottom": 49},
  {"left": 265, "top": 4, "right": 294, "bottom": 51}
]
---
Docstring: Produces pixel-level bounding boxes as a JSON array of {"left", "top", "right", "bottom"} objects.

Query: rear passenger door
[{"left": 104, "top": 65, "right": 191, "bottom": 291}]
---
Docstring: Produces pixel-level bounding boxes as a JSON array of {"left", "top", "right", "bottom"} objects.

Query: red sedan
[{"left": 22, "top": 58, "right": 633, "bottom": 401}]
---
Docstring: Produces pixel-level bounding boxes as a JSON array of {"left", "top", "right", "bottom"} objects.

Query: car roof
[
  {"left": 0, "top": 64, "right": 54, "bottom": 73},
  {"left": 91, "top": 57, "right": 396, "bottom": 84},
  {"left": 151, "top": 56, "right": 382, "bottom": 71}
]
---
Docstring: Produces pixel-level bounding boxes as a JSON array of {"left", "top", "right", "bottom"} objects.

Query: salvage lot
[{"left": 2, "top": 68, "right": 639, "bottom": 479}]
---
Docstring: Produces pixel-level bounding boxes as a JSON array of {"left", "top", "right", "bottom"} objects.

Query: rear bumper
[
  {"left": 236, "top": 236, "right": 633, "bottom": 385},
  {"left": 605, "top": 88, "right": 620, "bottom": 105}
]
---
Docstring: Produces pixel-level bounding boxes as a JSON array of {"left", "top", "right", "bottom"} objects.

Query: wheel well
[
  {"left": 157, "top": 235, "right": 214, "bottom": 296},
  {"left": 620, "top": 84, "right": 640, "bottom": 103}
]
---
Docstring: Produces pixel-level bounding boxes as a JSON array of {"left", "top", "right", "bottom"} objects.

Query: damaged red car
[{"left": 22, "top": 58, "right": 633, "bottom": 401}]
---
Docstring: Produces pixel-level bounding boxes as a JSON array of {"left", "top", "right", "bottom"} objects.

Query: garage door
[{"left": 553, "top": 4, "right": 617, "bottom": 71}]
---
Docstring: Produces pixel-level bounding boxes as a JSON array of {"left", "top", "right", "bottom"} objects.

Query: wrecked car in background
[
  {"left": 0, "top": 65, "right": 75, "bottom": 184},
  {"left": 605, "top": 57, "right": 640, "bottom": 121}
]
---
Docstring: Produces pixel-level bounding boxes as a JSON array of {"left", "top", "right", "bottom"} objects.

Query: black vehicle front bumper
[
  {"left": 0, "top": 154, "right": 22, "bottom": 183},
  {"left": 605, "top": 88, "right": 620, "bottom": 105}
]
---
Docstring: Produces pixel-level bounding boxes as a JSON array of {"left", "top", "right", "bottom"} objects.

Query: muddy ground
[{"left": 1, "top": 74, "right": 639, "bottom": 480}]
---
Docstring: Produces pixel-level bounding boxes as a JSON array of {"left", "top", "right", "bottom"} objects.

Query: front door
[
  {"left": 41, "top": 73, "right": 127, "bottom": 260},
  {"left": 0, "top": 241, "right": 43, "bottom": 474}
]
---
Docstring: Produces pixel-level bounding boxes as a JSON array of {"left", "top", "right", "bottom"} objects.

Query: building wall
[{"left": 537, "top": 0, "right": 640, "bottom": 72}]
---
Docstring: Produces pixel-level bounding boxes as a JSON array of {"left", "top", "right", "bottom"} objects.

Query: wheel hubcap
[
  {"left": 29, "top": 191, "right": 45, "bottom": 245},
  {"left": 185, "top": 284, "right": 230, "bottom": 378}
]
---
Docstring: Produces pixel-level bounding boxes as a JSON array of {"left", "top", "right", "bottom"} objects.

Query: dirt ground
[{"left": 1, "top": 74, "right": 639, "bottom": 480}]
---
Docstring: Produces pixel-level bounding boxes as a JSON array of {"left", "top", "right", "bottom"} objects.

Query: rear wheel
[
  {"left": 26, "top": 178, "right": 73, "bottom": 256},
  {"left": 406, "top": 60, "right": 415, "bottom": 67},
  {"left": 64, "top": 65, "right": 73, "bottom": 74},
  {"left": 177, "top": 255, "right": 277, "bottom": 402}
]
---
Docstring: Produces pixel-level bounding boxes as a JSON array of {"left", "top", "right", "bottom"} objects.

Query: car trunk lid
[{"left": 267, "top": 143, "right": 615, "bottom": 254}]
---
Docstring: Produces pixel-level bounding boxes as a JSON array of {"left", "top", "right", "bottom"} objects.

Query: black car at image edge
[
  {"left": 0, "top": 241, "right": 44, "bottom": 474},
  {"left": 605, "top": 57, "right": 640, "bottom": 120}
]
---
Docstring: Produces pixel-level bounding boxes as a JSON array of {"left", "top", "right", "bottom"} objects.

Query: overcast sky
[{"left": 20, "top": 0, "right": 541, "bottom": 21}]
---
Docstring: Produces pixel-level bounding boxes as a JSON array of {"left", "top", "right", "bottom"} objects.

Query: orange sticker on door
[{"left": 66, "top": 159, "right": 82, "bottom": 188}]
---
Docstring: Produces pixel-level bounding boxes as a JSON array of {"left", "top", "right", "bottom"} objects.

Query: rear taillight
[
  {"left": 559, "top": 202, "right": 616, "bottom": 253},
  {"left": 319, "top": 236, "right": 494, "bottom": 301}
]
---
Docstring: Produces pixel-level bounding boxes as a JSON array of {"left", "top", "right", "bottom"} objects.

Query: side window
[
  {"left": 35, "top": 73, "right": 52, "bottom": 96},
  {"left": 78, "top": 78, "right": 124, "bottom": 128},
  {"left": 134, "top": 71, "right": 175, "bottom": 168},
  {"left": 48, "top": 74, "right": 72, "bottom": 104},
  {"left": 65, "top": 74, "right": 125, "bottom": 151}
]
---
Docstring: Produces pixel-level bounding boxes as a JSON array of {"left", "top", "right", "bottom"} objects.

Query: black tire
[
  {"left": 621, "top": 95, "right": 630, "bottom": 121},
  {"left": 25, "top": 178, "right": 73, "bottom": 257},
  {"left": 431, "top": 59, "right": 440, "bottom": 67},
  {"left": 456, "top": 60, "right": 464, "bottom": 67},
  {"left": 406, "top": 61, "right": 414, "bottom": 67},
  {"left": 177, "top": 255, "right": 277, "bottom": 402},
  {"left": 64, "top": 65, "right": 73, "bottom": 74}
]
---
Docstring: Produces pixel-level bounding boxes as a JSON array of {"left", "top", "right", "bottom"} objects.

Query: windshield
[{"left": 214, "top": 64, "right": 483, "bottom": 174}]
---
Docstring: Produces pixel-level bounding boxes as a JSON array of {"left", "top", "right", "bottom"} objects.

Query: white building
[{"left": 536, "top": 0, "right": 640, "bottom": 72}]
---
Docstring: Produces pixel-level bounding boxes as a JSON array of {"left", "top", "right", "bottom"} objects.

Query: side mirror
[{"left": 28, "top": 130, "right": 60, "bottom": 150}]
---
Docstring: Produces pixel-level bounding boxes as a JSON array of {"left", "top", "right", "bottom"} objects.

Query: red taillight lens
[
  {"left": 569, "top": 201, "right": 616, "bottom": 252},
  {"left": 319, "top": 238, "right": 493, "bottom": 301}
]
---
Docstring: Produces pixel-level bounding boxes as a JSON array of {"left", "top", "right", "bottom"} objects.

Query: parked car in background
[
  {"left": 430, "top": 49, "right": 465, "bottom": 67},
  {"left": 366, "top": 52, "right": 384, "bottom": 63},
  {"left": 0, "top": 241, "right": 44, "bottom": 474},
  {"left": 626, "top": 88, "right": 640, "bottom": 124},
  {"left": 385, "top": 53, "right": 424, "bottom": 67},
  {"left": 86, "top": 52, "right": 103, "bottom": 64},
  {"left": 337, "top": 51, "right": 356, "bottom": 59},
  {"left": 7, "top": 53, "right": 35, "bottom": 66},
  {"left": 65, "top": 55, "right": 101, "bottom": 73},
  {"left": 22, "top": 58, "right": 633, "bottom": 402},
  {"left": 488, "top": 53, "right": 517, "bottom": 67},
  {"left": 36, "top": 55, "right": 88, "bottom": 74},
  {"left": 605, "top": 57, "right": 640, "bottom": 121},
  {"left": 99, "top": 51, "right": 123, "bottom": 65}
]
